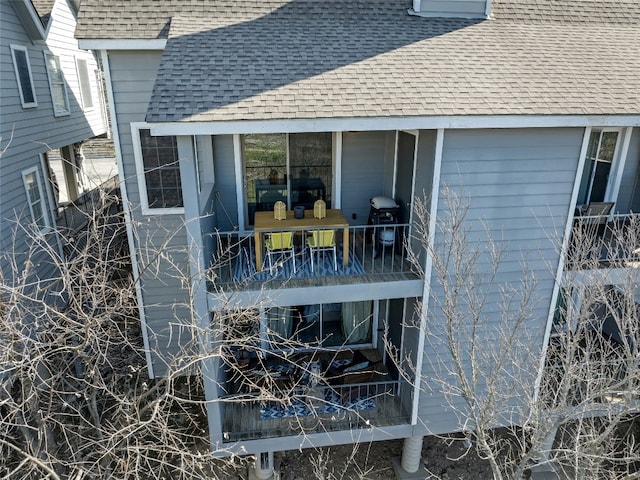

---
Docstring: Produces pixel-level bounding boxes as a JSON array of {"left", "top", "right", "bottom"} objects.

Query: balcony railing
[
  {"left": 566, "top": 213, "right": 640, "bottom": 269},
  {"left": 221, "top": 380, "right": 408, "bottom": 442},
  {"left": 542, "top": 335, "right": 640, "bottom": 407},
  {"left": 56, "top": 175, "right": 120, "bottom": 235},
  {"left": 207, "top": 223, "right": 420, "bottom": 288}
]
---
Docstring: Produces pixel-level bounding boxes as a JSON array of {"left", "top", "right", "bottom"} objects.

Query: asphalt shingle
[{"left": 74, "top": 0, "right": 640, "bottom": 122}]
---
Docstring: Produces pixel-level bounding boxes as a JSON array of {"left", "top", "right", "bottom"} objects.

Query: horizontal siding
[
  {"left": 212, "top": 135, "right": 238, "bottom": 231},
  {"left": 45, "top": 0, "right": 106, "bottom": 133},
  {"left": 341, "top": 131, "right": 395, "bottom": 225},
  {"left": 417, "top": 127, "right": 583, "bottom": 435},
  {"left": 1, "top": 0, "right": 105, "bottom": 289},
  {"left": 108, "top": 50, "right": 192, "bottom": 377}
]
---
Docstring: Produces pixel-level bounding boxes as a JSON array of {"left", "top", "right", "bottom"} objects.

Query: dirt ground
[{"left": 226, "top": 435, "right": 493, "bottom": 480}]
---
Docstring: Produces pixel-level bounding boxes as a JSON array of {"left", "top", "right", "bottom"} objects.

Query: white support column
[
  {"left": 401, "top": 435, "right": 424, "bottom": 473},
  {"left": 253, "top": 451, "right": 274, "bottom": 480},
  {"left": 530, "top": 421, "right": 560, "bottom": 480}
]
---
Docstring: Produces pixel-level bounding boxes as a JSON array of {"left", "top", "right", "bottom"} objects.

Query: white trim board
[
  {"left": 411, "top": 128, "right": 444, "bottom": 426},
  {"left": 131, "top": 121, "right": 186, "bottom": 216},
  {"left": 78, "top": 39, "right": 167, "bottom": 50},
  {"left": 149, "top": 115, "right": 640, "bottom": 137},
  {"left": 534, "top": 126, "right": 592, "bottom": 400}
]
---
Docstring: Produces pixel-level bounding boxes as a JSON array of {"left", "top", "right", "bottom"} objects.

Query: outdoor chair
[
  {"left": 576, "top": 201, "right": 615, "bottom": 236},
  {"left": 579, "top": 202, "right": 615, "bottom": 221},
  {"left": 307, "top": 229, "right": 337, "bottom": 272},
  {"left": 265, "top": 231, "right": 296, "bottom": 274}
]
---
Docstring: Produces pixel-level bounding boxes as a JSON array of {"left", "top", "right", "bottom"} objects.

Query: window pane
[
  {"left": 290, "top": 132, "right": 332, "bottom": 208},
  {"left": 244, "top": 134, "right": 287, "bottom": 224},
  {"left": 13, "top": 48, "right": 35, "bottom": 104},
  {"left": 76, "top": 58, "right": 94, "bottom": 109},
  {"left": 266, "top": 307, "right": 295, "bottom": 349},
  {"left": 139, "top": 129, "right": 183, "bottom": 209},
  {"left": 341, "top": 301, "right": 372, "bottom": 345},
  {"left": 157, "top": 147, "right": 178, "bottom": 166},
  {"left": 299, "top": 304, "right": 322, "bottom": 345},
  {"left": 599, "top": 132, "right": 618, "bottom": 163},
  {"left": 51, "top": 83, "right": 67, "bottom": 112},
  {"left": 24, "top": 171, "right": 47, "bottom": 228},
  {"left": 45, "top": 55, "right": 69, "bottom": 113},
  {"left": 31, "top": 201, "right": 45, "bottom": 228}
]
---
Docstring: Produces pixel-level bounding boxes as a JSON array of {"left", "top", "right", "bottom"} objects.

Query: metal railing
[
  {"left": 221, "top": 380, "right": 407, "bottom": 442},
  {"left": 567, "top": 213, "right": 640, "bottom": 269},
  {"left": 207, "top": 223, "right": 419, "bottom": 287}
]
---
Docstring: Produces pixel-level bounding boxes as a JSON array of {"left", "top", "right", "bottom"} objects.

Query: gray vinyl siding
[
  {"left": 212, "top": 135, "right": 237, "bottom": 231},
  {"left": 341, "top": 131, "right": 395, "bottom": 225},
  {"left": 417, "top": 0, "right": 487, "bottom": 18},
  {"left": 1, "top": 0, "right": 104, "bottom": 295},
  {"left": 416, "top": 128, "right": 582, "bottom": 435},
  {"left": 616, "top": 129, "right": 640, "bottom": 214},
  {"left": 107, "top": 50, "right": 191, "bottom": 377},
  {"left": 408, "top": 129, "right": 437, "bottom": 267}
]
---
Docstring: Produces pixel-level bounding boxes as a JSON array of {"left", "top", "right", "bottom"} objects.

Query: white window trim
[
  {"left": 22, "top": 166, "right": 50, "bottom": 231},
  {"left": 10, "top": 44, "right": 38, "bottom": 108},
  {"left": 43, "top": 51, "right": 70, "bottom": 116},
  {"left": 239, "top": 132, "right": 336, "bottom": 229},
  {"left": 75, "top": 56, "right": 95, "bottom": 111},
  {"left": 131, "top": 122, "right": 185, "bottom": 215},
  {"left": 578, "top": 127, "right": 625, "bottom": 208}
]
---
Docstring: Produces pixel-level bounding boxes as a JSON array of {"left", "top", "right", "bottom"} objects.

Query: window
[
  {"left": 44, "top": 53, "right": 70, "bottom": 115},
  {"left": 135, "top": 128, "right": 183, "bottom": 212},
  {"left": 11, "top": 45, "right": 37, "bottom": 108},
  {"left": 577, "top": 129, "right": 620, "bottom": 206},
  {"left": 243, "top": 133, "right": 333, "bottom": 225},
  {"left": 22, "top": 167, "right": 49, "bottom": 230},
  {"left": 75, "top": 57, "right": 94, "bottom": 110},
  {"left": 265, "top": 301, "right": 375, "bottom": 351}
]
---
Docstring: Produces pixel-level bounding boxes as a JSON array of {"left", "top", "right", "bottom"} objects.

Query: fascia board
[
  {"left": 77, "top": 39, "right": 167, "bottom": 50},
  {"left": 149, "top": 115, "right": 640, "bottom": 136},
  {"left": 10, "top": 0, "right": 46, "bottom": 40}
]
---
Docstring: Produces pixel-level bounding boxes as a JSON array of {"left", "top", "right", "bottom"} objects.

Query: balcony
[
  {"left": 56, "top": 175, "right": 122, "bottom": 257},
  {"left": 207, "top": 223, "right": 421, "bottom": 291},
  {"left": 56, "top": 175, "right": 120, "bottom": 234},
  {"left": 566, "top": 213, "right": 640, "bottom": 270},
  {"left": 220, "top": 349, "right": 409, "bottom": 442},
  {"left": 542, "top": 331, "right": 640, "bottom": 408}
]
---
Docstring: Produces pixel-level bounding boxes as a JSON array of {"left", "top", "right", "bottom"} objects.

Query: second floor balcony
[
  {"left": 207, "top": 222, "right": 422, "bottom": 292},
  {"left": 567, "top": 212, "right": 640, "bottom": 270}
]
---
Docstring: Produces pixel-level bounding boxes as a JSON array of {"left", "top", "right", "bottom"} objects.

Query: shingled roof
[{"left": 75, "top": 0, "right": 640, "bottom": 123}]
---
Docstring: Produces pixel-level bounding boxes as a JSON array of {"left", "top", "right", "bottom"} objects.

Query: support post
[
  {"left": 253, "top": 451, "right": 274, "bottom": 480},
  {"left": 401, "top": 436, "right": 424, "bottom": 473},
  {"left": 392, "top": 435, "right": 430, "bottom": 479}
]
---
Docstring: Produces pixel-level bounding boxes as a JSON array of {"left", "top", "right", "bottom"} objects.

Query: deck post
[
  {"left": 401, "top": 435, "right": 423, "bottom": 473},
  {"left": 252, "top": 451, "right": 274, "bottom": 480}
]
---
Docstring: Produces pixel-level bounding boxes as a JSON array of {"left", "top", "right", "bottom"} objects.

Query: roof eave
[
  {"left": 147, "top": 114, "right": 640, "bottom": 136},
  {"left": 77, "top": 38, "right": 167, "bottom": 50},
  {"left": 10, "top": 0, "right": 46, "bottom": 41}
]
